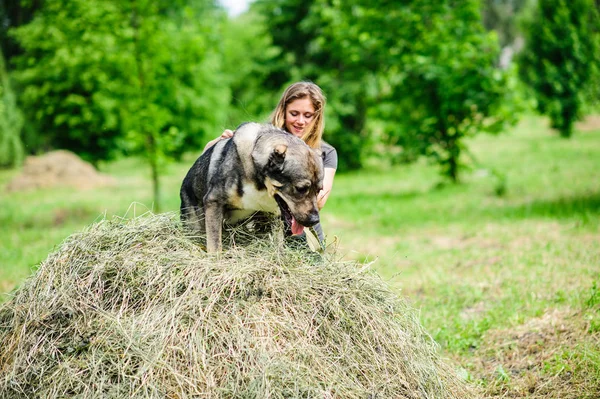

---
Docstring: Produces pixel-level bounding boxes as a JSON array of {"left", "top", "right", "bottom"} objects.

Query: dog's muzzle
[{"left": 274, "top": 195, "right": 319, "bottom": 235}]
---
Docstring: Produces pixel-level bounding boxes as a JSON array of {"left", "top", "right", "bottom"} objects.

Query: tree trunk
[
  {"left": 448, "top": 143, "right": 459, "bottom": 183},
  {"left": 132, "top": 4, "right": 161, "bottom": 212},
  {"left": 148, "top": 134, "right": 161, "bottom": 213}
]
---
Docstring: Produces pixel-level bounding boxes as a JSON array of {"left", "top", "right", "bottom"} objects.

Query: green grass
[
  {"left": 322, "top": 115, "right": 600, "bottom": 397},
  {"left": 1, "top": 115, "right": 599, "bottom": 397}
]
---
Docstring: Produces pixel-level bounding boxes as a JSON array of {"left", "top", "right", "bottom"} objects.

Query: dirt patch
[
  {"left": 52, "top": 207, "right": 97, "bottom": 227},
  {"left": 459, "top": 302, "right": 489, "bottom": 321},
  {"left": 576, "top": 115, "right": 600, "bottom": 132},
  {"left": 428, "top": 235, "right": 502, "bottom": 251},
  {"left": 469, "top": 308, "right": 600, "bottom": 398},
  {"left": 5, "top": 150, "right": 114, "bottom": 192},
  {"left": 335, "top": 230, "right": 504, "bottom": 262},
  {"left": 507, "top": 221, "right": 564, "bottom": 251}
]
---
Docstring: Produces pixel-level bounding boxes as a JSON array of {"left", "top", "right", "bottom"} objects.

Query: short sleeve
[{"left": 321, "top": 141, "right": 338, "bottom": 169}]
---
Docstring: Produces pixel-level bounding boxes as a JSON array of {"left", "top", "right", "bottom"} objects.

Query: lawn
[{"left": 1, "top": 115, "right": 599, "bottom": 398}]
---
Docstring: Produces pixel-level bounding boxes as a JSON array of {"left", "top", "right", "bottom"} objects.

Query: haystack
[
  {"left": 5, "top": 150, "right": 114, "bottom": 192},
  {"left": 0, "top": 214, "right": 474, "bottom": 398}
]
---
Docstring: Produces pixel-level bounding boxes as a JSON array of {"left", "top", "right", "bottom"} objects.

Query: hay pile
[
  {"left": 0, "top": 215, "right": 474, "bottom": 398},
  {"left": 5, "top": 150, "right": 114, "bottom": 192}
]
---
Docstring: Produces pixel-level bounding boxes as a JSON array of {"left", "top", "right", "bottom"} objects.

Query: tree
[
  {"left": 376, "top": 1, "right": 520, "bottom": 181},
  {"left": 0, "top": 48, "right": 24, "bottom": 168},
  {"left": 518, "top": 0, "right": 600, "bottom": 137},
  {"left": 220, "top": 10, "right": 281, "bottom": 127},
  {"left": 481, "top": 0, "right": 528, "bottom": 48},
  {"left": 0, "top": 0, "right": 43, "bottom": 62},
  {"left": 254, "top": 0, "right": 375, "bottom": 171},
  {"left": 115, "top": 0, "right": 229, "bottom": 211},
  {"left": 11, "top": 0, "right": 229, "bottom": 210}
]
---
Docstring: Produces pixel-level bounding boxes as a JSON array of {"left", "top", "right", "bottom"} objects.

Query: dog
[{"left": 180, "top": 122, "right": 324, "bottom": 252}]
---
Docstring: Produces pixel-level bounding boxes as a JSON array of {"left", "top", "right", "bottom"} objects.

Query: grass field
[{"left": 1, "top": 115, "right": 599, "bottom": 398}]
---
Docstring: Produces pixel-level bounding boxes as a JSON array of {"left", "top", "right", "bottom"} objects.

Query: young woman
[{"left": 204, "top": 81, "right": 337, "bottom": 243}]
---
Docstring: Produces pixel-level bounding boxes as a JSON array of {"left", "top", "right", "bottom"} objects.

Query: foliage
[
  {"left": 11, "top": 0, "right": 227, "bottom": 163},
  {"left": 11, "top": 0, "right": 228, "bottom": 210},
  {"left": 382, "top": 1, "right": 521, "bottom": 182},
  {"left": 0, "top": 49, "right": 24, "bottom": 168},
  {"left": 220, "top": 10, "right": 281, "bottom": 127},
  {"left": 7, "top": 0, "right": 597, "bottom": 187},
  {"left": 518, "top": 0, "right": 600, "bottom": 137},
  {"left": 304, "top": 0, "right": 520, "bottom": 181}
]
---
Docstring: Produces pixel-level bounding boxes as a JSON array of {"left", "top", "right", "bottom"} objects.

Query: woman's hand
[
  {"left": 203, "top": 129, "right": 234, "bottom": 153},
  {"left": 220, "top": 129, "right": 234, "bottom": 139},
  {"left": 317, "top": 168, "right": 336, "bottom": 210}
]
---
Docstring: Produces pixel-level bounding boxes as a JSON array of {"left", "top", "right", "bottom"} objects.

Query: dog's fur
[{"left": 180, "top": 123, "right": 324, "bottom": 252}]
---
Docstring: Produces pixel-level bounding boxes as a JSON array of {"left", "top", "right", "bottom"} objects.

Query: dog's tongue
[{"left": 291, "top": 216, "right": 304, "bottom": 235}]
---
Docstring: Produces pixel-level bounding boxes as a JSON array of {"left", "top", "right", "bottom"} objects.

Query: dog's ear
[{"left": 268, "top": 144, "right": 287, "bottom": 170}]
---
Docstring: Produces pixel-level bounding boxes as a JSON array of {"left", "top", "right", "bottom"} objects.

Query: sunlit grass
[{"left": 318, "top": 115, "right": 600, "bottom": 397}]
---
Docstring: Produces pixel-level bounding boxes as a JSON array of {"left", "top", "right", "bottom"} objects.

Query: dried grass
[
  {"left": 0, "top": 214, "right": 474, "bottom": 398},
  {"left": 5, "top": 150, "right": 114, "bottom": 192}
]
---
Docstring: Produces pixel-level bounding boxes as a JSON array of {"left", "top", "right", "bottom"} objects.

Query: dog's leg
[{"left": 204, "top": 201, "right": 224, "bottom": 253}]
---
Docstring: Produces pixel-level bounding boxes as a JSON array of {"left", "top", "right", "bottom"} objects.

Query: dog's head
[{"left": 252, "top": 126, "right": 324, "bottom": 235}]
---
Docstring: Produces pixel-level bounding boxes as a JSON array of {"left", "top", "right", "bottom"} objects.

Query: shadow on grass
[
  {"left": 499, "top": 192, "right": 600, "bottom": 221},
  {"left": 338, "top": 189, "right": 600, "bottom": 229},
  {"left": 0, "top": 205, "right": 99, "bottom": 230}
]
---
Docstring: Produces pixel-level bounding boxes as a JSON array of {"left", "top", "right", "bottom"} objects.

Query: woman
[{"left": 204, "top": 81, "right": 337, "bottom": 244}]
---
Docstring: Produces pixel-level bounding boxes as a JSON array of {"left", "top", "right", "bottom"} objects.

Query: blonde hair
[{"left": 269, "top": 81, "right": 326, "bottom": 149}]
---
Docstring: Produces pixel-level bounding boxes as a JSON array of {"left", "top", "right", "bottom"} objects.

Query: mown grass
[
  {"left": 325, "top": 115, "right": 600, "bottom": 397},
  {"left": 1, "top": 115, "right": 599, "bottom": 397}
]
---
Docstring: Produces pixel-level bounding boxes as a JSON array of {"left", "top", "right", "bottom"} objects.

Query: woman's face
[{"left": 284, "top": 97, "right": 316, "bottom": 138}]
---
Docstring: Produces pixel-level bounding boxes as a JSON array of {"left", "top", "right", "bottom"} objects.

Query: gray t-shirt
[{"left": 321, "top": 141, "right": 338, "bottom": 169}]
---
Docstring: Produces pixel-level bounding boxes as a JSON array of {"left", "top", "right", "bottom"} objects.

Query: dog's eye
[{"left": 296, "top": 185, "right": 309, "bottom": 195}]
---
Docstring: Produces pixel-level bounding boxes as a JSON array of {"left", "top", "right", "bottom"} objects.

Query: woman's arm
[
  {"left": 317, "top": 167, "right": 336, "bottom": 210},
  {"left": 203, "top": 129, "right": 234, "bottom": 153}
]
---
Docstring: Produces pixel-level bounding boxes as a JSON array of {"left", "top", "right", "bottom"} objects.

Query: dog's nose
[{"left": 303, "top": 209, "right": 320, "bottom": 227}]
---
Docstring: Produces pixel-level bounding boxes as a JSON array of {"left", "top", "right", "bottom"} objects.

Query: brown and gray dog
[{"left": 180, "top": 123, "right": 324, "bottom": 252}]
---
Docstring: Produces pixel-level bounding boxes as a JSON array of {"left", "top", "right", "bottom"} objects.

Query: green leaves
[
  {"left": 11, "top": 0, "right": 228, "bottom": 164},
  {"left": 518, "top": 0, "right": 600, "bottom": 138},
  {"left": 10, "top": 0, "right": 591, "bottom": 189},
  {"left": 10, "top": 0, "right": 229, "bottom": 210},
  {"left": 332, "top": 0, "right": 517, "bottom": 181},
  {"left": 0, "top": 50, "right": 24, "bottom": 168}
]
